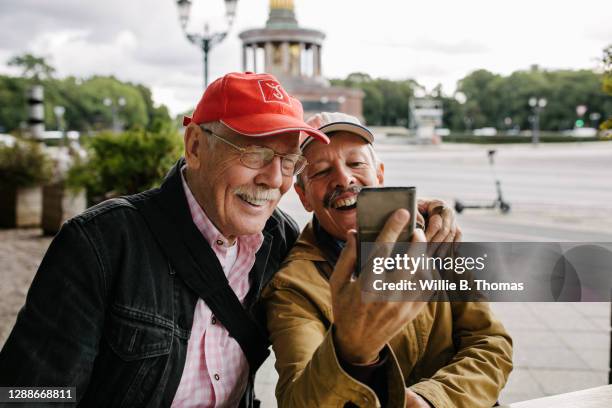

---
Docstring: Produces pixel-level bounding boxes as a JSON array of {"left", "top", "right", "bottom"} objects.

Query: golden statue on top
[{"left": 270, "top": 0, "right": 294, "bottom": 11}]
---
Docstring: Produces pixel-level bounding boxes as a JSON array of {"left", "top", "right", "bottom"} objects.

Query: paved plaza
[{"left": 1, "top": 142, "right": 611, "bottom": 405}]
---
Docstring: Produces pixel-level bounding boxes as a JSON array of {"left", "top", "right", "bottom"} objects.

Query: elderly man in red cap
[
  {"left": 0, "top": 73, "right": 458, "bottom": 407},
  {"left": 0, "top": 72, "right": 328, "bottom": 407}
]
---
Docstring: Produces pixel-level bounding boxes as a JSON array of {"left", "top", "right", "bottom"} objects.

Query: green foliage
[
  {"left": 44, "top": 76, "right": 150, "bottom": 131},
  {"left": 601, "top": 45, "right": 612, "bottom": 130},
  {"left": 66, "top": 129, "right": 182, "bottom": 201},
  {"left": 333, "top": 65, "right": 611, "bottom": 131},
  {"left": 0, "top": 74, "right": 173, "bottom": 134},
  {"left": 442, "top": 133, "right": 601, "bottom": 144},
  {"left": 331, "top": 74, "right": 416, "bottom": 126},
  {"left": 603, "top": 44, "right": 612, "bottom": 94},
  {"left": 449, "top": 66, "right": 611, "bottom": 131},
  {"left": 0, "top": 53, "right": 173, "bottom": 134},
  {"left": 0, "top": 140, "right": 53, "bottom": 187},
  {"left": 7, "top": 53, "right": 55, "bottom": 81},
  {"left": 0, "top": 75, "right": 27, "bottom": 132}
]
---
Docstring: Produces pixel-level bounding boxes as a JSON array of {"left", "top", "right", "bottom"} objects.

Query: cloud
[
  {"left": 1, "top": 0, "right": 611, "bottom": 115},
  {"left": 371, "top": 38, "right": 489, "bottom": 55}
]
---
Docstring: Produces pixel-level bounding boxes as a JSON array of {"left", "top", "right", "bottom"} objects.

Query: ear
[
  {"left": 376, "top": 161, "right": 385, "bottom": 185},
  {"left": 294, "top": 182, "right": 314, "bottom": 212},
  {"left": 184, "top": 124, "right": 204, "bottom": 170}
]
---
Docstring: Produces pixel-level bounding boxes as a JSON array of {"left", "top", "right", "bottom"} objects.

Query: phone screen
[{"left": 356, "top": 187, "right": 416, "bottom": 275}]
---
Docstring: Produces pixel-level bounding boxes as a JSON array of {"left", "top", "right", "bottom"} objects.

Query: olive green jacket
[{"left": 261, "top": 222, "right": 513, "bottom": 408}]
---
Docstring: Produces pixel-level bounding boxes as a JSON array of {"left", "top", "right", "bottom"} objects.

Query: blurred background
[{"left": 0, "top": 0, "right": 611, "bottom": 405}]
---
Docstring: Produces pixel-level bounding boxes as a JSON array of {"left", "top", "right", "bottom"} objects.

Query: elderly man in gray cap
[{"left": 262, "top": 112, "right": 512, "bottom": 408}]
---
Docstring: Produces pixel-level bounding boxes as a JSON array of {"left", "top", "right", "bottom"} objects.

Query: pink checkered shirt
[{"left": 171, "top": 169, "right": 263, "bottom": 408}]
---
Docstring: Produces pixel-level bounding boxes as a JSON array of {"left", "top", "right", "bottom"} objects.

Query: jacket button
[
  {"left": 214, "top": 373, "right": 220, "bottom": 381},
  {"left": 216, "top": 239, "right": 223, "bottom": 246},
  {"left": 211, "top": 316, "right": 217, "bottom": 325}
]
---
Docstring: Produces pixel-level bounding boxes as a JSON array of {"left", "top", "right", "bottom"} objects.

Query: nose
[
  {"left": 331, "top": 163, "right": 356, "bottom": 190},
  {"left": 254, "top": 155, "right": 284, "bottom": 189}
]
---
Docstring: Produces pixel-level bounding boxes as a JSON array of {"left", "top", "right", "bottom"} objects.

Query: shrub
[
  {"left": 67, "top": 129, "right": 182, "bottom": 202},
  {"left": 0, "top": 140, "right": 52, "bottom": 188}
]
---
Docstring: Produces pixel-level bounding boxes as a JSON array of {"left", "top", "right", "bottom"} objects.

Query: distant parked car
[
  {"left": 565, "top": 127, "right": 598, "bottom": 137},
  {"left": 473, "top": 127, "right": 498, "bottom": 136},
  {"left": 435, "top": 128, "right": 451, "bottom": 136},
  {"left": 506, "top": 128, "right": 521, "bottom": 136}
]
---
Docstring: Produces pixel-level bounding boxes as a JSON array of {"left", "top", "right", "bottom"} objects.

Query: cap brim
[
  {"left": 301, "top": 122, "right": 374, "bottom": 150},
  {"left": 221, "top": 113, "right": 329, "bottom": 144}
]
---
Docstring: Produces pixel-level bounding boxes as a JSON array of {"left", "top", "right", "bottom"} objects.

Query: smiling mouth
[
  {"left": 331, "top": 195, "right": 357, "bottom": 211},
  {"left": 237, "top": 194, "right": 267, "bottom": 207}
]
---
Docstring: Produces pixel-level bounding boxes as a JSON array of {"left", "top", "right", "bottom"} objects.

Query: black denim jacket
[{"left": 0, "top": 159, "right": 299, "bottom": 407}]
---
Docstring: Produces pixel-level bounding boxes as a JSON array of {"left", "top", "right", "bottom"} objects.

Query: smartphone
[
  {"left": 357, "top": 186, "right": 417, "bottom": 243},
  {"left": 356, "top": 187, "right": 417, "bottom": 275}
]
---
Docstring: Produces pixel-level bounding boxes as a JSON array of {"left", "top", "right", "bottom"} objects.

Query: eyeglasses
[{"left": 200, "top": 127, "right": 308, "bottom": 176}]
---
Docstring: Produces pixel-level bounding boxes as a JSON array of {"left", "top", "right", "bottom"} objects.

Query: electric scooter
[{"left": 454, "top": 149, "right": 511, "bottom": 214}]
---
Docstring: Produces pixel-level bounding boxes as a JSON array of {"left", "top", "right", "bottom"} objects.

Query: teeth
[
  {"left": 239, "top": 194, "right": 267, "bottom": 206},
  {"left": 332, "top": 196, "right": 357, "bottom": 209}
]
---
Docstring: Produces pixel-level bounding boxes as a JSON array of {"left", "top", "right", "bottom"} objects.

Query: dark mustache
[{"left": 323, "top": 185, "right": 362, "bottom": 208}]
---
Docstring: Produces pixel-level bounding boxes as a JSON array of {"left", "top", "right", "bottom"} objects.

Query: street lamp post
[
  {"left": 454, "top": 92, "right": 472, "bottom": 134},
  {"left": 529, "top": 97, "right": 547, "bottom": 145},
  {"left": 176, "top": 0, "right": 238, "bottom": 89},
  {"left": 53, "top": 105, "right": 66, "bottom": 148},
  {"left": 103, "top": 97, "right": 126, "bottom": 132},
  {"left": 590, "top": 112, "right": 601, "bottom": 129}
]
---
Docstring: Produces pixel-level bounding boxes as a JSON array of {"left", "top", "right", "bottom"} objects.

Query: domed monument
[{"left": 239, "top": 0, "right": 363, "bottom": 120}]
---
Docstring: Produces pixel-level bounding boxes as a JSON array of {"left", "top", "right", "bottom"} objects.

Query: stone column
[
  {"left": 298, "top": 42, "right": 306, "bottom": 76},
  {"left": 264, "top": 42, "right": 274, "bottom": 72},
  {"left": 242, "top": 44, "right": 247, "bottom": 71},
  {"left": 253, "top": 44, "right": 258, "bottom": 72},
  {"left": 315, "top": 45, "right": 322, "bottom": 77},
  {"left": 313, "top": 45, "right": 320, "bottom": 77},
  {"left": 281, "top": 41, "right": 289, "bottom": 74}
]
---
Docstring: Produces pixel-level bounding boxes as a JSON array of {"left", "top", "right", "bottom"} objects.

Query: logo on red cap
[{"left": 258, "top": 80, "right": 291, "bottom": 106}]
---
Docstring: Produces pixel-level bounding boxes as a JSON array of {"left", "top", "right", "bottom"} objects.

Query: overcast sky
[{"left": 0, "top": 0, "right": 610, "bottom": 115}]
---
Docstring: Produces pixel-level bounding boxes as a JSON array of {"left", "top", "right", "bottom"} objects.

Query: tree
[
  {"left": 331, "top": 74, "right": 416, "bottom": 126},
  {"left": 603, "top": 45, "right": 612, "bottom": 94},
  {"left": 0, "top": 75, "right": 28, "bottom": 133},
  {"left": 7, "top": 53, "right": 56, "bottom": 82},
  {"left": 450, "top": 67, "right": 611, "bottom": 131},
  {"left": 134, "top": 84, "right": 173, "bottom": 132},
  {"left": 67, "top": 128, "right": 182, "bottom": 202},
  {"left": 601, "top": 44, "right": 612, "bottom": 130}
]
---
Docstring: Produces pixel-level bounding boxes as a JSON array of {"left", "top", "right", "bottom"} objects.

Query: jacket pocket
[
  {"left": 96, "top": 305, "right": 174, "bottom": 407},
  {"left": 105, "top": 304, "right": 173, "bottom": 361}
]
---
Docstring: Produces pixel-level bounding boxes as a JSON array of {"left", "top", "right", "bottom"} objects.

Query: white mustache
[{"left": 233, "top": 185, "right": 281, "bottom": 202}]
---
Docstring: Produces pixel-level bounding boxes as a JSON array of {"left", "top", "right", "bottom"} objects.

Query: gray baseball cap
[{"left": 301, "top": 112, "right": 374, "bottom": 150}]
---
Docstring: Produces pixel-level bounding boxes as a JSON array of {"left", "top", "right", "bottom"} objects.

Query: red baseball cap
[{"left": 183, "top": 72, "right": 329, "bottom": 144}]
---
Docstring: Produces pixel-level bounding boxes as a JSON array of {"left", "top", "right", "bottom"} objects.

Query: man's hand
[
  {"left": 405, "top": 389, "right": 432, "bottom": 408},
  {"left": 417, "top": 198, "right": 461, "bottom": 243},
  {"left": 330, "top": 209, "right": 429, "bottom": 364},
  {"left": 418, "top": 198, "right": 462, "bottom": 257}
]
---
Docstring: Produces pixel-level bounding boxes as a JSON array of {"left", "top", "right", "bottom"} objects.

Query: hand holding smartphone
[
  {"left": 357, "top": 187, "right": 417, "bottom": 243},
  {"left": 356, "top": 187, "right": 417, "bottom": 275}
]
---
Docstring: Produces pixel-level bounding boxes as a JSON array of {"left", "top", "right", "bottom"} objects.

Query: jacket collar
[
  {"left": 285, "top": 220, "right": 327, "bottom": 264},
  {"left": 312, "top": 216, "right": 346, "bottom": 266}
]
